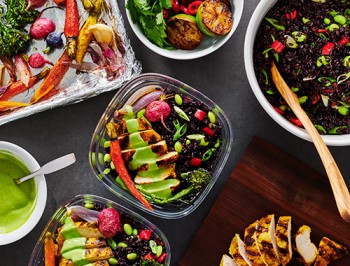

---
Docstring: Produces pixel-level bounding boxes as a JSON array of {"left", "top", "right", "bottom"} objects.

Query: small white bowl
[
  {"left": 125, "top": 0, "right": 244, "bottom": 60},
  {"left": 0, "top": 141, "right": 47, "bottom": 245},
  {"left": 244, "top": 0, "right": 350, "bottom": 146}
]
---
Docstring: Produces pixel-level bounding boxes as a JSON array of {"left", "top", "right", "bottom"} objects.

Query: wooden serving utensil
[{"left": 271, "top": 61, "right": 350, "bottom": 222}]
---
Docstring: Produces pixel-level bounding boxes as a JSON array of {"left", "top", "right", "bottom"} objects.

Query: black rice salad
[
  {"left": 103, "top": 85, "right": 224, "bottom": 208},
  {"left": 254, "top": 0, "right": 350, "bottom": 134},
  {"left": 44, "top": 202, "right": 168, "bottom": 265}
]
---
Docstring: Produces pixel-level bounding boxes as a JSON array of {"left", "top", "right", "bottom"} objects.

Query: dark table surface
[{"left": 1, "top": 0, "right": 350, "bottom": 265}]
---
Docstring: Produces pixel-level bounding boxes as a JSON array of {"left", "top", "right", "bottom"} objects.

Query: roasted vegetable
[
  {"left": 184, "top": 168, "right": 211, "bottom": 191},
  {"left": 30, "top": 49, "right": 71, "bottom": 103},
  {"left": 0, "top": 13, "right": 31, "bottom": 57},
  {"left": 75, "top": 0, "right": 104, "bottom": 63},
  {"left": 4, "top": 0, "right": 39, "bottom": 29},
  {"left": 64, "top": 0, "right": 80, "bottom": 58},
  {"left": 0, "top": 100, "right": 30, "bottom": 112},
  {"left": 44, "top": 232, "right": 56, "bottom": 266}
]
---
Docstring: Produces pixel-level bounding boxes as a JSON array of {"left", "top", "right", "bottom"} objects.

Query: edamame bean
[
  {"left": 108, "top": 258, "right": 118, "bottom": 265},
  {"left": 174, "top": 94, "right": 183, "bottom": 105},
  {"left": 133, "top": 228, "right": 138, "bottom": 236},
  {"left": 107, "top": 238, "right": 117, "bottom": 250},
  {"left": 124, "top": 223, "right": 133, "bottom": 236},
  {"left": 156, "top": 245, "right": 163, "bottom": 257},
  {"left": 207, "top": 111, "right": 216, "bottom": 123},
  {"left": 185, "top": 139, "right": 191, "bottom": 145},
  {"left": 84, "top": 201, "right": 93, "bottom": 209},
  {"left": 110, "top": 161, "right": 115, "bottom": 170},
  {"left": 104, "top": 154, "right": 111, "bottom": 163},
  {"left": 104, "top": 141, "right": 110, "bottom": 149},
  {"left": 334, "top": 14, "right": 346, "bottom": 25},
  {"left": 323, "top": 17, "right": 331, "bottom": 24},
  {"left": 118, "top": 242, "right": 128, "bottom": 248},
  {"left": 98, "top": 153, "right": 104, "bottom": 165},
  {"left": 127, "top": 253, "right": 137, "bottom": 260},
  {"left": 174, "top": 141, "right": 182, "bottom": 153}
]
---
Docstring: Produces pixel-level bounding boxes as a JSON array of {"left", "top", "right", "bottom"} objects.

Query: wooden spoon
[{"left": 271, "top": 61, "right": 350, "bottom": 222}]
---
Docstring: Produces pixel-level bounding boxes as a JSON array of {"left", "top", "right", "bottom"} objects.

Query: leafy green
[
  {"left": 0, "top": 10, "right": 31, "bottom": 57},
  {"left": 265, "top": 17, "right": 285, "bottom": 31},
  {"left": 4, "top": 0, "right": 39, "bottom": 29},
  {"left": 126, "top": 0, "right": 172, "bottom": 48}
]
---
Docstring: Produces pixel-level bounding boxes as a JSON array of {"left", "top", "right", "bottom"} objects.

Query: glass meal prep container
[
  {"left": 89, "top": 73, "right": 233, "bottom": 219},
  {"left": 29, "top": 194, "right": 171, "bottom": 265}
]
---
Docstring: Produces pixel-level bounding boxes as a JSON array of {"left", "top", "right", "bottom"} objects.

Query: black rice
[{"left": 254, "top": 0, "right": 350, "bottom": 134}]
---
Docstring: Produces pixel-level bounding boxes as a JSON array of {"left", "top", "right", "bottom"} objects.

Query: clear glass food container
[
  {"left": 89, "top": 73, "right": 233, "bottom": 219},
  {"left": 29, "top": 194, "right": 171, "bottom": 265}
]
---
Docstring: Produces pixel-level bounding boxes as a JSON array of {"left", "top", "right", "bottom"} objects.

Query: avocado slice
[
  {"left": 136, "top": 179, "right": 181, "bottom": 200},
  {"left": 118, "top": 129, "right": 161, "bottom": 150},
  {"left": 134, "top": 163, "right": 177, "bottom": 184}
]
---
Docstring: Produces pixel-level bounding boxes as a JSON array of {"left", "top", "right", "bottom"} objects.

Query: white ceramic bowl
[
  {"left": 244, "top": 0, "right": 350, "bottom": 146},
  {"left": 0, "top": 142, "right": 47, "bottom": 245},
  {"left": 125, "top": 0, "right": 244, "bottom": 60}
]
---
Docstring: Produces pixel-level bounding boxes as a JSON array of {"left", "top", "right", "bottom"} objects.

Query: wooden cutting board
[{"left": 179, "top": 136, "right": 350, "bottom": 266}]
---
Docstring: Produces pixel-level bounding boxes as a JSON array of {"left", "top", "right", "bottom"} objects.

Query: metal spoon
[
  {"left": 15, "top": 153, "right": 76, "bottom": 184},
  {"left": 271, "top": 61, "right": 350, "bottom": 222}
]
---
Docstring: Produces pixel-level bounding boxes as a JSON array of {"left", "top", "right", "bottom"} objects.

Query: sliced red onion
[
  {"left": 133, "top": 90, "right": 165, "bottom": 113},
  {"left": 67, "top": 205, "right": 100, "bottom": 222},
  {"left": 88, "top": 41, "right": 107, "bottom": 65},
  {"left": 63, "top": 62, "right": 100, "bottom": 72}
]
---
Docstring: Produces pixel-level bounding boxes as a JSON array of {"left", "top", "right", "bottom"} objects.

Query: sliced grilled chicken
[
  {"left": 295, "top": 225, "right": 318, "bottom": 265},
  {"left": 134, "top": 163, "right": 176, "bottom": 184},
  {"left": 106, "top": 117, "right": 152, "bottom": 138},
  {"left": 314, "top": 237, "right": 348, "bottom": 266},
  {"left": 229, "top": 234, "right": 252, "bottom": 266},
  {"left": 74, "top": 222, "right": 104, "bottom": 238},
  {"left": 275, "top": 216, "right": 292, "bottom": 266},
  {"left": 61, "top": 237, "right": 107, "bottom": 252},
  {"left": 118, "top": 129, "right": 161, "bottom": 149},
  {"left": 220, "top": 254, "right": 238, "bottom": 266},
  {"left": 137, "top": 151, "right": 179, "bottom": 171},
  {"left": 122, "top": 140, "right": 168, "bottom": 165},
  {"left": 244, "top": 220, "right": 266, "bottom": 266},
  {"left": 255, "top": 214, "right": 280, "bottom": 266},
  {"left": 59, "top": 247, "right": 113, "bottom": 265}
]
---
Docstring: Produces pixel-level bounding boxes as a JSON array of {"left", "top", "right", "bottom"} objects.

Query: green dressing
[
  {"left": 0, "top": 150, "right": 36, "bottom": 233},
  {"left": 126, "top": 119, "right": 139, "bottom": 134},
  {"left": 129, "top": 132, "right": 148, "bottom": 148},
  {"left": 61, "top": 237, "right": 87, "bottom": 253},
  {"left": 60, "top": 216, "right": 81, "bottom": 239},
  {"left": 128, "top": 146, "right": 159, "bottom": 170},
  {"left": 61, "top": 248, "right": 88, "bottom": 266}
]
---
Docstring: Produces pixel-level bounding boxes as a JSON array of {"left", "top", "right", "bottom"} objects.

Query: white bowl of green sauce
[{"left": 0, "top": 141, "right": 47, "bottom": 245}]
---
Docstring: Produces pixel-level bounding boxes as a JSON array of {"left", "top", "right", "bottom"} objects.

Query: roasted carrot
[
  {"left": 0, "top": 101, "right": 29, "bottom": 112},
  {"left": 110, "top": 140, "right": 153, "bottom": 210},
  {"left": 30, "top": 50, "right": 72, "bottom": 104},
  {"left": 44, "top": 232, "right": 56, "bottom": 266},
  {"left": 64, "top": 0, "right": 80, "bottom": 58},
  {"left": 75, "top": 0, "right": 103, "bottom": 63},
  {"left": 0, "top": 67, "right": 50, "bottom": 101}
]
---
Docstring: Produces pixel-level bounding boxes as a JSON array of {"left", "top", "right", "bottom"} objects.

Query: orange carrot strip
[
  {"left": 44, "top": 232, "right": 55, "bottom": 266},
  {"left": 0, "top": 67, "right": 50, "bottom": 101},
  {"left": 110, "top": 140, "right": 153, "bottom": 210},
  {"left": 30, "top": 50, "right": 72, "bottom": 104},
  {"left": 0, "top": 101, "right": 30, "bottom": 112}
]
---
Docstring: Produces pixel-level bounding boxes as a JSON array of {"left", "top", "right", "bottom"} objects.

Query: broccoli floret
[
  {"left": 141, "top": 259, "right": 163, "bottom": 266},
  {"left": 5, "top": 0, "right": 39, "bottom": 29},
  {"left": 0, "top": 17, "right": 31, "bottom": 57},
  {"left": 185, "top": 168, "right": 212, "bottom": 191}
]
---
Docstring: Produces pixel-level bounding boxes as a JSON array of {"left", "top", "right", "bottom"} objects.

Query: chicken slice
[
  {"left": 255, "top": 214, "right": 280, "bottom": 266},
  {"left": 244, "top": 220, "right": 267, "bottom": 266},
  {"left": 220, "top": 254, "right": 238, "bottom": 266},
  {"left": 295, "top": 225, "right": 318, "bottom": 265},
  {"left": 229, "top": 234, "right": 252, "bottom": 266},
  {"left": 275, "top": 216, "right": 292, "bottom": 265},
  {"left": 314, "top": 237, "right": 348, "bottom": 266}
]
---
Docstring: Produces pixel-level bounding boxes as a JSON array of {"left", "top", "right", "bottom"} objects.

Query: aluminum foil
[{"left": 0, "top": 0, "right": 142, "bottom": 126}]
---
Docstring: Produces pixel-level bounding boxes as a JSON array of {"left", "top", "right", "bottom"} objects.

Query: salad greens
[{"left": 126, "top": 0, "right": 173, "bottom": 48}]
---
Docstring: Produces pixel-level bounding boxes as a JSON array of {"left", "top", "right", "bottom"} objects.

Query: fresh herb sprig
[
  {"left": 126, "top": 0, "right": 173, "bottom": 48},
  {"left": 4, "top": 0, "right": 39, "bottom": 29}
]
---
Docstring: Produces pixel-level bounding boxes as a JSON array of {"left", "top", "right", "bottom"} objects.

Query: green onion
[
  {"left": 338, "top": 106, "right": 349, "bottom": 116},
  {"left": 315, "top": 125, "right": 327, "bottom": 133},
  {"left": 298, "top": 96, "right": 308, "bottom": 104},
  {"left": 343, "top": 56, "right": 350, "bottom": 67},
  {"left": 174, "top": 106, "right": 190, "bottom": 121},
  {"left": 302, "top": 17, "right": 310, "bottom": 24},
  {"left": 265, "top": 17, "right": 285, "bottom": 30},
  {"left": 173, "top": 123, "right": 187, "bottom": 141}
]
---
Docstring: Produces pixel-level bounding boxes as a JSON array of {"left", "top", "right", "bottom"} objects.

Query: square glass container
[
  {"left": 29, "top": 194, "right": 171, "bottom": 265},
  {"left": 89, "top": 73, "right": 233, "bottom": 219}
]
